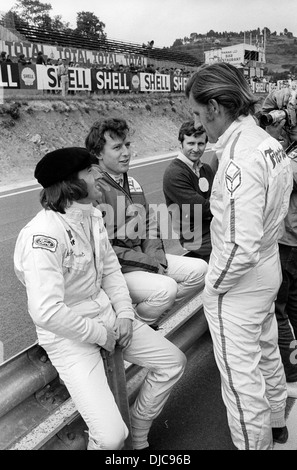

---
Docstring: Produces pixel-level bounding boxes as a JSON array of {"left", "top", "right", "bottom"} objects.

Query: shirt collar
[
  {"left": 107, "top": 172, "right": 124, "bottom": 186},
  {"left": 176, "top": 151, "right": 202, "bottom": 173}
]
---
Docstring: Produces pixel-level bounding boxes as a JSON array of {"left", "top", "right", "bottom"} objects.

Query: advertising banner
[
  {"left": 92, "top": 70, "right": 130, "bottom": 92},
  {"left": 0, "top": 63, "right": 20, "bottom": 88},
  {"left": 0, "top": 40, "right": 147, "bottom": 68},
  {"left": 35, "top": 65, "right": 92, "bottom": 91},
  {"left": 171, "top": 75, "right": 189, "bottom": 92},
  {"left": 139, "top": 73, "right": 171, "bottom": 92},
  {"left": 19, "top": 64, "right": 37, "bottom": 89}
]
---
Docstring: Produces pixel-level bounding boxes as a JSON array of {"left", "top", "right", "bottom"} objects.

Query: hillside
[
  {"left": 0, "top": 92, "right": 194, "bottom": 187},
  {"left": 170, "top": 34, "right": 297, "bottom": 74}
]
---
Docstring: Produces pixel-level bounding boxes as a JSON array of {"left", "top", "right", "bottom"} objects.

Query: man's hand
[
  {"left": 102, "top": 326, "right": 117, "bottom": 353},
  {"left": 115, "top": 318, "right": 133, "bottom": 349}
]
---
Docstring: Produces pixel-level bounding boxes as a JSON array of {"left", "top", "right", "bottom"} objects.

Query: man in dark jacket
[
  {"left": 85, "top": 118, "right": 207, "bottom": 326},
  {"left": 163, "top": 121, "right": 216, "bottom": 262}
]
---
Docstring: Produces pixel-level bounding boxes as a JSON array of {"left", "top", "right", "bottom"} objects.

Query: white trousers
[
  {"left": 61, "top": 75, "right": 69, "bottom": 97},
  {"left": 124, "top": 254, "right": 208, "bottom": 324},
  {"left": 203, "top": 249, "right": 287, "bottom": 450},
  {"left": 43, "top": 319, "right": 186, "bottom": 450}
]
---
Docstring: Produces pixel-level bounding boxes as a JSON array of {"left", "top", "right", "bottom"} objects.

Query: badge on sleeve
[
  {"left": 32, "top": 235, "right": 58, "bottom": 252},
  {"left": 225, "top": 161, "right": 242, "bottom": 195}
]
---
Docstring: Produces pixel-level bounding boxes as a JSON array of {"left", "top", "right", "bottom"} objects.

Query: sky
[{"left": 2, "top": 0, "right": 297, "bottom": 48}]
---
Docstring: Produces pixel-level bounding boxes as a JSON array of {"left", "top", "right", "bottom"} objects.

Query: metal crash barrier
[{"left": 0, "top": 289, "right": 207, "bottom": 451}]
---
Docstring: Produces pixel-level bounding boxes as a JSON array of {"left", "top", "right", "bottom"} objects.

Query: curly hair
[
  {"left": 85, "top": 118, "right": 130, "bottom": 157},
  {"left": 39, "top": 175, "right": 88, "bottom": 214}
]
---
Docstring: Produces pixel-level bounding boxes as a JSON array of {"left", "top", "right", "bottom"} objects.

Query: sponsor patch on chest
[
  {"left": 128, "top": 176, "right": 142, "bottom": 193},
  {"left": 32, "top": 235, "right": 58, "bottom": 252}
]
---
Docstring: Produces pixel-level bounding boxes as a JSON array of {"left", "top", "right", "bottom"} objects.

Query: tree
[
  {"left": 12, "top": 0, "right": 52, "bottom": 27},
  {"left": 172, "top": 38, "right": 183, "bottom": 48},
  {"left": 75, "top": 11, "right": 106, "bottom": 39}
]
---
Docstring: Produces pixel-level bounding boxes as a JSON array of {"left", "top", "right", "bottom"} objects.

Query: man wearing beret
[{"left": 14, "top": 147, "right": 186, "bottom": 450}]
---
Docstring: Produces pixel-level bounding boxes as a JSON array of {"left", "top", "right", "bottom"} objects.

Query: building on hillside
[{"left": 204, "top": 43, "right": 266, "bottom": 80}]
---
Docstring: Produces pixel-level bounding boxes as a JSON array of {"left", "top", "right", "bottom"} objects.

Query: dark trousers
[{"left": 275, "top": 243, "right": 297, "bottom": 382}]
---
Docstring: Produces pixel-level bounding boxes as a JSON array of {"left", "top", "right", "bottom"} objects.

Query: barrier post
[{"left": 101, "top": 346, "right": 134, "bottom": 450}]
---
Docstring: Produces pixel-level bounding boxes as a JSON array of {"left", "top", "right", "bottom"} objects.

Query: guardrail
[{"left": 0, "top": 289, "right": 207, "bottom": 451}]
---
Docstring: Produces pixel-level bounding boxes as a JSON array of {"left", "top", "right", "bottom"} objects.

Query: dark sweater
[{"left": 163, "top": 158, "right": 214, "bottom": 252}]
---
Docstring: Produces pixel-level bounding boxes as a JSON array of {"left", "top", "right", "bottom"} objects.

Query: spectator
[
  {"left": 0, "top": 51, "right": 7, "bottom": 63},
  {"left": 18, "top": 53, "right": 31, "bottom": 65},
  {"left": 14, "top": 147, "right": 186, "bottom": 451},
  {"left": 85, "top": 118, "right": 208, "bottom": 328},
  {"left": 163, "top": 121, "right": 215, "bottom": 262},
  {"left": 185, "top": 62, "right": 292, "bottom": 450},
  {"left": 57, "top": 58, "right": 69, "bottom": 98},
  {"left": 36, "top": 51, "right": 46, "bottom": 65}
]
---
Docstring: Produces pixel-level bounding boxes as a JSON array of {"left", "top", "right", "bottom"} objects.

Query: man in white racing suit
[
  {"left": 186, "top": 63, "right": 293, "bottom": 450},
  {"left": 14, "top": 147, "right": 186, "bottom": 451}
]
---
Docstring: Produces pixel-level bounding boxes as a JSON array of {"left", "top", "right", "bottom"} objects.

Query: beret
[{"left": 34, "top": 147, "right": 97, "bottom": 188}]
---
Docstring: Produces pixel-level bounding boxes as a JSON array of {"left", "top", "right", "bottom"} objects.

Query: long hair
[
  {"left": 39, "top": 174, "right": 88, "bottom": 214},
  {"left": 85, "top": 118, "right": 130, "bottom": 157},
  {"left": 185, "top": 63, "right": 259, "bottom": 120}
]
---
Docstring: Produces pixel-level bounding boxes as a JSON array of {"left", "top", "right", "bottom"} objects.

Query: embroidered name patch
[
  {"left": 32, "top": 235, "right": 58, "bottom": 252},
  {"left": 225, "top": 161, "right": 242, "bottom": 195},
  {"left": 128, "top": 176, "right": 142, "bottom": 192}
]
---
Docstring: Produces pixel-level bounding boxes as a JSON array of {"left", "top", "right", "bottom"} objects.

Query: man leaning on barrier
[
  {"left": 13, "top": 147, "right": 186, "bottom": 450},
  {"left": 85, "top": 118, "right": 208, "bottom": 328}
]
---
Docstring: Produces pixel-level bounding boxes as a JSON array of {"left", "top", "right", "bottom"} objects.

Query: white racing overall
[
  {"left": 14, "top": 203, "right": 186, "bottom": 450},
  {"left": 203, "top": 115, "right": 293, "bottom": 450}
]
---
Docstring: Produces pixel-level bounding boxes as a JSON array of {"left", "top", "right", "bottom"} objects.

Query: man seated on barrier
[
  {"left": 163, "top": 121, "right": 216, "bottom": 263},
  {"left": 13, "top": 147, "right": 186, "bottom": 451},
  {"left": 85, "top": 118, "right": 208, "bottom": 328}
]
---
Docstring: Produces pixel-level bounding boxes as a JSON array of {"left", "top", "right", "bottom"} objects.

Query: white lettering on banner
[
  {"left": 173, "top": 76, "right": 188, "bottom": 91},
  {"left": 1, "top": 40, "right": 147, "bottom": 67},
  {"left": 96, "top": 71, "right": 129, "bottom": 91},
  {"left": 140, "top": 73, "right": 171, "bottom": 92}
]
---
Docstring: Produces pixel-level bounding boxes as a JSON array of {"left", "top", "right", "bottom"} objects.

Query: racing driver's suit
[
  {"left": 203, "top": 115, "right": 293, "bottom": 450},
  {"left": 14, "top": 202, "right": 186, "bottom": 450}
]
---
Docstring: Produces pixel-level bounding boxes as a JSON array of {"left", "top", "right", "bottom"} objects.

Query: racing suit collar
[
  {"left": 212, "top": 115, "right": 256, "bottom": 161},
  {"left": 61, "top": 202, "right": 101, "bottom": 222}
]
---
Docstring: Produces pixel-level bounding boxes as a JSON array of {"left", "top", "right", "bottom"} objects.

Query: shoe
[
  {"left": 286, "top": 381, "right": 297, "bottom": 398},
  {"left": 272, "top": 426, "right": 288, "bottom": 444}
]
